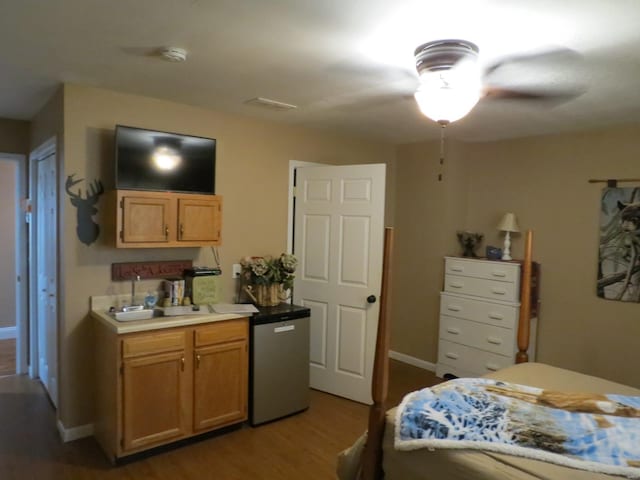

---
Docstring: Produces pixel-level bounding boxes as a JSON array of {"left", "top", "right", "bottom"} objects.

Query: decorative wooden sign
[{"left": 111, "top": 260, "right": 193, "bottom": 281}]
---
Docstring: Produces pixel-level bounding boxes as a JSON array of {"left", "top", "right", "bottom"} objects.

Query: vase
[{"left": 245, "top": 283, "right": 287, "bottom": 307}]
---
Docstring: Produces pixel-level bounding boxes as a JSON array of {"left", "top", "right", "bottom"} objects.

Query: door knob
[{"left": 367, "top": 295, "right": 377, "bottom": 304}]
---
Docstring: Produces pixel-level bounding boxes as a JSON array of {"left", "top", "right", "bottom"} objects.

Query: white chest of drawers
[{"left": 436, "top": 256, "right": 537, "bottom": 379}]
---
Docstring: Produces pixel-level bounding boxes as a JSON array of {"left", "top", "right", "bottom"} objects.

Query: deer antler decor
[{"left": 65, "top": 174, "right": 104, "bottom": 245}]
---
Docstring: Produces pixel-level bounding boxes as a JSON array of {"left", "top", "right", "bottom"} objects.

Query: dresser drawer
[
  {"left": 445, "top": 257, "right": 520, "bottom": 283},
  {"left": 444, "top": 274, "right": 518, "bottom": 302},
  {"left": 439, "top": 316, "right": 515, "bottom": 356},
  {"left": 437, "top": 340, "right": 513, "bottom": 376},
  {"left": 439, "top": 293, "right": 518, "bottom": 328}
]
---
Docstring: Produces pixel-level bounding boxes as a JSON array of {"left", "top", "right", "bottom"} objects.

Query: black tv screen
[{"left": 115, "top": 125, "right": 216, "bottom": 194}]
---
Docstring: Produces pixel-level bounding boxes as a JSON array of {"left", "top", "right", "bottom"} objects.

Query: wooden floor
[
  {"left": 0, "top": 339, "right": 16, "bottom": 377},
  {"left": 0, "top": 359, "right": 441, "bottom": 479}
]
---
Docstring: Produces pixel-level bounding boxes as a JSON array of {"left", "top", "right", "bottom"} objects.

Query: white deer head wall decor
[{"left": 65, "top": 174, "right": 104, "bottom": 245}]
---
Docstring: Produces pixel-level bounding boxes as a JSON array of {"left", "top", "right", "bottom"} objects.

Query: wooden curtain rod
[{"left": 588, "top": 178, "right": 640, "bottom": 184}]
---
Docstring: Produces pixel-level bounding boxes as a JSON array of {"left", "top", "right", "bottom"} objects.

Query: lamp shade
[{"left": 497, "top": 212, "right": 520, "bottom": 233}]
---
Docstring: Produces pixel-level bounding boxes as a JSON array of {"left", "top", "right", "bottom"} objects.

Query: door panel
[
  {"left": 294, "top": 164, "right": 385, "bottom": 404},
  {"left": 34, "top": 151, "right": 58, "bottom": 406}
]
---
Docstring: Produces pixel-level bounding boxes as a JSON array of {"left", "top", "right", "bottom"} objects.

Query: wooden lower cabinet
[
  {"left": 193, "top": 340, "right": 248, "bottom": 431},
  {"left": 122, "top": 350, "right": 190, "bottom": 451},
  {"left": 94, "top": 318, "right": 249, "bottom": 462}
]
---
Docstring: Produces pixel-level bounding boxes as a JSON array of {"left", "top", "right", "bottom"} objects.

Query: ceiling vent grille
[{"left": 244, "top": 97, "right": 298, "bottom": 111}]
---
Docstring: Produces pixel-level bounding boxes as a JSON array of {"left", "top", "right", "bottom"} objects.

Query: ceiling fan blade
[
  {"left": 482, "top": 86, "right": 585, "bottom": 101},
  {"left": 482, "top": 46, "right": 586, "bottom": 104},
  {"left": 484, "top": 47, "right": 582, "bottom": 78}
]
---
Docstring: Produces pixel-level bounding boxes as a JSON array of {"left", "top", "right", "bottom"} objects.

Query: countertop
[{"left": 90, "top": 295, "right": 248, "bottom": 334}]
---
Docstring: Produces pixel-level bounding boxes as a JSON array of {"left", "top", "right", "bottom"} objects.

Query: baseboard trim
[
  {"left": 0, "top": 326, "right": 17, "bottom": 340},
  {"left": 389, "top": 350, "right": 436, "bottom": 372},
  {"left": 57, "top": 420, "right": 94, "bottom": 442}
]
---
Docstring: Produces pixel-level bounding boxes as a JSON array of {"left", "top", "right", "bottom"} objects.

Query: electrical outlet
[{"left": 232, "top": 263, "right": 242, "bottom": 279}]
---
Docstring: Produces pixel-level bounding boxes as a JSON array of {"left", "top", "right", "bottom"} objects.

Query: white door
[
  {"left": 32, "top": 145, "right": 58, "bottom": 407},
  {"left": 293, "top": 164, "right": 385, "bottom": 404}
]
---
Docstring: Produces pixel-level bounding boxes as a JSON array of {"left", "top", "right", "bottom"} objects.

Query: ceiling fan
[{"left": 412, "top": 39, "right": 585, "bottom": 125}]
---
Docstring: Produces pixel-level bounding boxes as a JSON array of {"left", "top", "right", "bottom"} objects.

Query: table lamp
[{"left": 497, "top": 212, "right": 520, "bottom": 261}]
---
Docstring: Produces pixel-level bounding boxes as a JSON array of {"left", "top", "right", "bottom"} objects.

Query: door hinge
[
  {"left": 292, "top": 186, "right": 297, "bottom": 197},
  {"left": 120, "top": 199, "right": 124, "bottom": 208},
  {"left": 119, "top": 365, "right": 124, "bottom": 375},
  {"left": 119, "top": 230, "right": 124, "bottom": 241}
]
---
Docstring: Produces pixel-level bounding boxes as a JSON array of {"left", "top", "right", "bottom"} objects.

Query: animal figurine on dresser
[{"left": 457, "top": 231, "right": 484, "bottom": 258}]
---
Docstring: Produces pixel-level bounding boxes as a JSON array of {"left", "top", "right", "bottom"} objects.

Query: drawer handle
[
  {"left": 486, "top": 336, "right": 502, "bottom": 345},
  {"left": 449, "top": 282, "right": 464, "bottom": 289},
  {"left": 181, "top": 356, "right": 185, "bottom": 371},
  {"left": 488, "top": 312, "right": 504, "bottom": 320},
  {"left": 445, "top": 352, "right": 459, "bottom": 360},
  {"left": 446, "top": 327, "right": 460, "bottom": 335},
  {"left": 450, "top": 266, "right": 464, "bottom": 272},
  {"left": 491, "top": 270, "right": 507, "bottom": 278},
  {"left": 446, "top": 304, "right": 462, "bottom": 312},
  {"left": 485, "top": 363, "right": 500, "bottom": 372},
  {"left": 490, "top": 288, "right": 507, "bottom": 295}
]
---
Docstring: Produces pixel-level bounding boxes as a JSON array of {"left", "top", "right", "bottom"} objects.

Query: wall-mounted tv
[{"left": 115, "top": 125, "right": 216, "bottom": 194}]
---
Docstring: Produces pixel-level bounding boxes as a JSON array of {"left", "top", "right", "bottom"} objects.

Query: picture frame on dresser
[{"left": 436, "top": 255, "right": 540, "bottom": 379}]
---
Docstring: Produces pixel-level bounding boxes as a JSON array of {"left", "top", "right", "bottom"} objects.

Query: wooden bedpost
[
  {"left": 516, "top": 229, "right": 533, "bottom": 364},
  {"left": 360, "top": 227, "right": 394, "bottom": 480}
]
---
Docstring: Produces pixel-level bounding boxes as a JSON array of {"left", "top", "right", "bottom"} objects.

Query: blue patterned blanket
[{"left": 395, "top": 378, "right": 640, "bottom": 478}]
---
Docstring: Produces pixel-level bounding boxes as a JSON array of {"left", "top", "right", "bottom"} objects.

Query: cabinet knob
[
  {"left": 165, "top": 225, "right": 169, "bottom": 239},
  {"left": 179, "top": 223, "right": 184, "bottom": 239},
  {"left": 196, "top": 354, "right": 201, "bottom": 368}
]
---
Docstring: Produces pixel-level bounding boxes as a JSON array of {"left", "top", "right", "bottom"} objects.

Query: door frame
[
  {"left": 0, "top": 153, "right": 27, "bottom": 374},
  {"left": 28, "top": 136, "right": 58, "bottom": 386}
]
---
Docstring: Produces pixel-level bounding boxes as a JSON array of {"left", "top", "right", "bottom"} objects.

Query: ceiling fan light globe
[{"left": 414, "top": 80, "right": 480, "bottom": 123}]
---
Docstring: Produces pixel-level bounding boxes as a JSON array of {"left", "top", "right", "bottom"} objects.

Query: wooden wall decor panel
[{"left": 112, "top": 260, "right": 193, "bottom": 281}]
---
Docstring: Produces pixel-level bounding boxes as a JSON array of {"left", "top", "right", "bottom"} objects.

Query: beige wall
[
  {"left": 0, "top": 117, "right": 30, "bottom": 155},
  {"left": 0, "top": 118, "right": 29, "bottom": 331},
  {"left": 0, "top": 161, "right": 18, "bottom": 328},
  {"left": 392, "top": 124, "right": 640, "bottom": 388},
  {"left": 60, "top": 84, "right": 396, "bottom": 427}
]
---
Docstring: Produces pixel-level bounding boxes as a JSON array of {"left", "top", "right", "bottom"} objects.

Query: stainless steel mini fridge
[{"left": 250, "top": 304, "right": 310, "bottom": 425}]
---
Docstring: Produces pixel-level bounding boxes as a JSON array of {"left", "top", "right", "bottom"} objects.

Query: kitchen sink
[{"left": 111, "top": 309, "right": 155, "bottom": 322}]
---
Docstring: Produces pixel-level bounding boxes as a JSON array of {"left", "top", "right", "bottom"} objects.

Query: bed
[{"left": 337, "top": 228, "right": 640, "bottom": 480}]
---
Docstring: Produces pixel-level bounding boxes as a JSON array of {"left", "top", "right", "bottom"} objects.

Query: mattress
[{"left": 338, "top": 362, "right": 640, "bottom": 480}]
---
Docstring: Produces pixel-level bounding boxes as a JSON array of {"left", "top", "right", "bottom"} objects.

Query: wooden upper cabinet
[
  {"left": 121, "top": 195, "right": 170, "bottom": 244},
  {"left": 178, "top": 196, "right": 222, "bottom": 243},
  {"left": 116, "top": 190, "right": 222, "bottom": 248}
]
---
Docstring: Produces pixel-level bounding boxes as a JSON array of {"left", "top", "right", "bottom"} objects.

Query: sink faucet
[{"left": 130, "top": 275, "right": 140, "bottom": 308}]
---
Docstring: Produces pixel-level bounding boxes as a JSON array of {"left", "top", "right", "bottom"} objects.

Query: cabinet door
[
  {"left": 121, "top": 195, "right": 171, "bottom": 243},
  {"left": 177, "top": 196, "right": 221, "bottom": 243},
  {"left": 193, "top": 340, "right": 248, "bottom": 431},
  {"left": 122, "top": 350, "right": 189, "bottom": 451}
]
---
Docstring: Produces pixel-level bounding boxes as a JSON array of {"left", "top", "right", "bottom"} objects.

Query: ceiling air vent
[{"left": 244, "top": 97, "right": 298, "bottom": 111}]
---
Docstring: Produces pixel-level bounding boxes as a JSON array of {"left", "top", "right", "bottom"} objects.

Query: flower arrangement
[
  {"left": 240, "top": 253, "right": 297, "bottom": 290},
  {"left": 240, "top": 254, "right": 298, "bottom": 306}
]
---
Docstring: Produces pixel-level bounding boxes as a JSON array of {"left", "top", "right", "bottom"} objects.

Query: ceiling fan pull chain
[{"left": 438, "top": 122, "right": 447, "bottom": 182}]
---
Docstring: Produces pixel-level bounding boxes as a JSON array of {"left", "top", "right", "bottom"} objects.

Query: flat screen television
[{"left": 115, "top": 125, "right": 216, "bottom": 194}]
